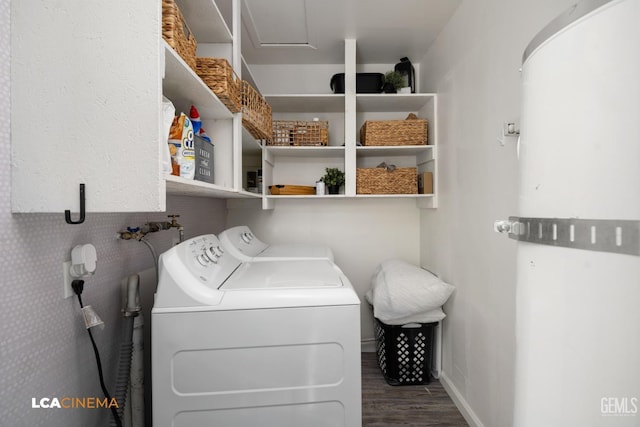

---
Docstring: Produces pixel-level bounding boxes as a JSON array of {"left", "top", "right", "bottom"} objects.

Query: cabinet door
[{"left": 11, "top": 0, "right": 164, "bottom": 213}]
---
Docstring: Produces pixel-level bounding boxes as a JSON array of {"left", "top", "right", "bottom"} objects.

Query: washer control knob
[
  {"left": 204, "top": 246, "right": 219, "bottom": 262},
  {"left": 241, "top": 232, "right": 251, "bottom": 243},
  {"left": 213, "top": 246, "right": 224, "bottom": 257},
  {"left": 196, "top": 254, "right": 209, "bottom": 266}
]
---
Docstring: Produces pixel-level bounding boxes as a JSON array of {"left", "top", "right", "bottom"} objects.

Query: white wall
[
  {"left": 418, "top": 0, "right": 574, "bottom": 426},
  {"left": 0, "top": 2, "right": 228, "bottom": 426},
  {"left": 249, "top": 64, "right": 344, "bottom": 94}
]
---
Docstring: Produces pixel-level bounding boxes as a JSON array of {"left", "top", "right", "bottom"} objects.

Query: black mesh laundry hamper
[{"left": 374, "top": 318, "right": 436, "bottom": 386}]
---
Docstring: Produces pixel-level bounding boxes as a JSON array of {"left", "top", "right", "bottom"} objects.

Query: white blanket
[{"left": 366, "top": 259, "right": 454, "bottom": 325}]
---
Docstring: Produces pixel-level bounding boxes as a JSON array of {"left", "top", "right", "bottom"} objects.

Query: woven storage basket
[
  {"left": 162, "top": 0, "right": 197, "bottom": 70},
  {"left": 269, "top": 185, "right": 316, "bottom": 195},
  {"left": 360, "top": 119, "right": 427, "bottom": 146},
  {"left": 356, "top": 167, "right": 418, "bottom": 194},
  {"left": 195, "top": 58, "right": 241, "bottom": 113},
  {"left": 242, "top": 81, "right": 272, "bottom": 141},
  {"left": 271, "top": 120, "right": 329, "bottom": 146}
]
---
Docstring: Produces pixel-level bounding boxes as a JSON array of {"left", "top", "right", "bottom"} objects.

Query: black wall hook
[{"left": 65, "top": 183, "right": 86, "bottom": 225}]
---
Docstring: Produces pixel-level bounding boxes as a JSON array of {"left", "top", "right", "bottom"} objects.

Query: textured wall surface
[
  {"left": 11, "top": 0, "right": 163, "bottom": 213},
  {"left": 0, "top": 1, "right": 227, "bottom": 425}
]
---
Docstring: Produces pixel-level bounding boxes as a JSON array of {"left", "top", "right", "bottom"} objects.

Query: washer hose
[
  {"left": 109, "top": 274, "right": 141, "bottom": 426},
  {"left": 109, "top": 316, "right": 134, "bottom": 426}
]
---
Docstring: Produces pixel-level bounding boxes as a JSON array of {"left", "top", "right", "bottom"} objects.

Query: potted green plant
[
  {"left": 321, "top": 167, "right": 345, "bottom": 194},
  {"left": 383, "top": 71, "right": 405, "bottom": 93}
]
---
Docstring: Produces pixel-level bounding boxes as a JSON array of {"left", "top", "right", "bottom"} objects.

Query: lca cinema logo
[
  {"left": 31, "top": 397, "right": 119, "bottom": 409},
  {"left": 601, "top": 397, "right": 638, "bottom": 417}
]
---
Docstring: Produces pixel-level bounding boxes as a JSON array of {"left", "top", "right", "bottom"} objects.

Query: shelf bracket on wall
[{"left": 65, "top": 183, "right": 86, "bottom": 225}]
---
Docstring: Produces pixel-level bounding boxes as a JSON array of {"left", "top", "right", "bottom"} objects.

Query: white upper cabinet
[
  {"left": 11, "top": 0, "right": 260, "bottom": 214},
  {"left": 11, "top": 0, "right": 164, "bottom": 213}
]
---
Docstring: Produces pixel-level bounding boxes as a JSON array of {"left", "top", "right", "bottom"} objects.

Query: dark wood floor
[{"left": 361, "top": 352, "right": 469, "bottom": 427}]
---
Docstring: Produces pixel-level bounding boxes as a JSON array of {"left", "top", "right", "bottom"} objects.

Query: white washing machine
[
  {"left": 152, "top": 234, "right": 361, "bottom": 427},
  {"left": 218, "top": 225, "right": 334, "bottom": 262}
]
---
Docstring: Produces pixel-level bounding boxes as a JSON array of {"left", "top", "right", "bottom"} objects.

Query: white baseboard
[
  {"left": 361, "top": 340, "right": 376, "bottom": 352},
  {"left": 439, "top": 372, "right": 485, "bottom": 427}
]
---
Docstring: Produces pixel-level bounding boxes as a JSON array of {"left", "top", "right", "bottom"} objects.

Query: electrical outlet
[{"left": 63, "top": 261, "right": 73, "bottom": 299}]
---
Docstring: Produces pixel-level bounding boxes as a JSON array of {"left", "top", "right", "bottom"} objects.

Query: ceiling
[{"left": 237, "top": 0, "right": 462, "bottom": 65}]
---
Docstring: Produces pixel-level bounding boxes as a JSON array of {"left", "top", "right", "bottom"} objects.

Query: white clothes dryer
[
  {"left": 152, "top": 234, "right": 361, "bottom": 427},
  {"left": 218, "top": 225, "right": 334, "bottom": 262}
]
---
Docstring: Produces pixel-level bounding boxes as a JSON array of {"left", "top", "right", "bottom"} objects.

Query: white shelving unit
[
  {"left": 163, "top": 0, "right": 262, "bottom": 200},
  {"left": 356, "top": 93, "right": 437, "bottom": 112},
  {"left": 174, "top": 0, "right": 232, "bottom": 43},
  {"left": 163, "top": 42, "right": 232, "bottom": 120},
  {"left": 266, "top": 95, "right": 345, "bottom": 113},
  {"left": 259, "top": 40, "right": 438, "bottom": 210},
  {"left": 166, "top": 175, "right": 258, "bottom": 198},
  {"left": 265, "top": 146, "right": 345, "bottom": 158},
  {"left": 356, "top": 91, "right": 438, "bottom": 209}
]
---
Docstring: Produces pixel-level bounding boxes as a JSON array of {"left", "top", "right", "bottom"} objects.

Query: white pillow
[
  {"left": 380, "top": 307, "right": 447, "bottom": 326},
  {"left": 367, "top": 259, "right": 454, "bottom": 324}
]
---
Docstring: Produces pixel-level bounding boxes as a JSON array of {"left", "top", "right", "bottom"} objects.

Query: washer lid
[
  {"left": 258, "top": 244, "right": 335, "bottom": 261},
  {"left": 221, "top": 259, "right": 343, "bottom": 290}
]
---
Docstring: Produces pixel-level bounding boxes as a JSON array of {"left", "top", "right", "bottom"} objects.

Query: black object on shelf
[
  {"left": 394, "top": 57, "right": 416, "bottom": 93},
  {"left": 330, "top": 73, "right": 384, "bottom": 94}
]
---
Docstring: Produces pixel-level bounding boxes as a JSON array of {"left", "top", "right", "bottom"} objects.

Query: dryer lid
[
  {"left": 221, "top": 259, "right": 343, "bottom": 290},
  {"left": 258, "top": 244, "right": 334, "bottom": 261}
]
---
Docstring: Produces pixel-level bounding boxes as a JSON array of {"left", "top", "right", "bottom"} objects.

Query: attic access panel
[{"left": 243, "top": 0, "right": 313, "bottom": 47}]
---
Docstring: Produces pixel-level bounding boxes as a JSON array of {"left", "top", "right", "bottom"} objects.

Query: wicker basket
[
  {"left": 242, "top": 81, "right": 272, "bottom": 141},
  {"left": 360, "top": 119, "right": 427, "bottom": 146},
  {"left": 195, "top": 58, "right": 241, "bottom": 113},
  {"left": 270, "top": 120, "right": 329, "bottom": 146},
  {"left": 162, "top": 0, "right": 197, "bottom": 70},
  {"left": 356, "top": 167, "right": 418, "bottom": 194},
  {"left": 269, "top": 185, "right": 316, "bottom": 195}
]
